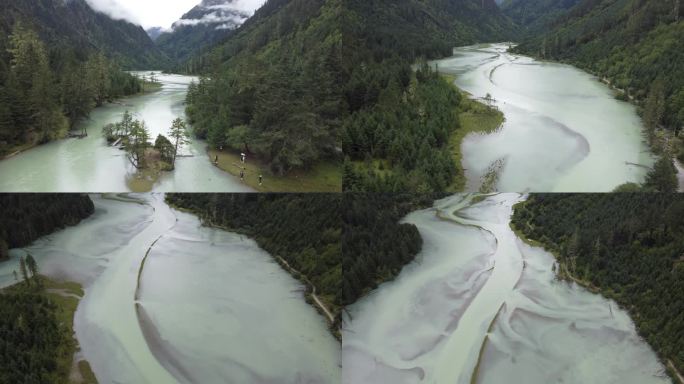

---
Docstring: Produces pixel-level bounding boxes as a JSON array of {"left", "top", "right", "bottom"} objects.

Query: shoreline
[
  {"left": 208, "top": 148, "right": 341, "bottom": 192},
  {"left": 1, "top": 276, "right": 98, "bottom": 383},
  {"left": 165, "top": 201, "right": 341, "bottom": 340},
  {"left": 509, "top": 199, "right": 683, "bottom": 383},
  {"left": 0, "top": 83, "right": 163, "bottom": 162}
]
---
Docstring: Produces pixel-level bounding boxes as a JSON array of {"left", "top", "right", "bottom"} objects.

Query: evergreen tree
[
  {"left": 19, "top": 256, "right": 28, "bottom": 285},
  {"left": 25, "top": 253, "right": 37, "bottom": 279},
  {"left": 168, "top": 118, "right": 190, "bottom": 169},
  {"left": 126, "top": 120, "right": 150, "bottom": 169}
]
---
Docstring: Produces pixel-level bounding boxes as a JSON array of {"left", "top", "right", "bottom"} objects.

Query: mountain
[
  {"left": 514, "top": 0, "right": 684, "bottom": 134},
  {"left": 347, "top": 0, "right": 518, "bottom": 60},
  {"left": 155, "top": 0, "right": 250, "bottom": 64},
  {"left": 146, "top": 26, "right": 166, "bottom": 41},
  {"left": 0, "top": 0, "right": 168, "bottom": 69},
  {"left": 342, "top": 0, "right": 517, "bottom": 192},
  {"left": 501, "top": 0, "right": 581, "bottom": 33}
]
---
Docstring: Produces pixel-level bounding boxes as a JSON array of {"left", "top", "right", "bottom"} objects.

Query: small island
[{"left": 103, "top": 111, "right": 190, "bottom": 192}]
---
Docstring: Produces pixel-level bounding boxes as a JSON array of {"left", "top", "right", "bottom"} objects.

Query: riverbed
[
  {"left": 0, "top": 73, "right": 251, "bottom": 192},
  {"left": 0, "top": 194, "right": 339, "bottom": 383},
  {"left": 434, "top": 44, "right": 655, "bottom": 192},
  {"left": 342, "top": 194, "right": 670, "bottom": 384}
]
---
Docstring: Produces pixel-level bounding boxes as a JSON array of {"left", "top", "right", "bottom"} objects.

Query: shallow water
[
  {"left": 342, "top": 194, "right": 670, "bottom": 384},
  {"left": 2, "top": 194, "right": 338, "bottom": 383},
  {"left": 0, "top": 73, "right": 251, "bottom": 192},
  {"left": 434, "top": 44, "right": 655, "bottom": 192}
]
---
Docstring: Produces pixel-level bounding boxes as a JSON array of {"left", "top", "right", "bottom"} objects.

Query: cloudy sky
[{"left": 84, "top": 0, "right": 265, "bottom": 29}]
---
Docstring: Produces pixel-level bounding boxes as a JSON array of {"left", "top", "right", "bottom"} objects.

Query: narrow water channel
[
  {"left": 342, "top": 194, "right": 670, "bottom": 384},
  {"left": 0, "top": 194, "right": 339, "bottom": 383},
  {"left": 0, "top": 73, "right": 251, "bottom": 192},
  {"left": 434, "top": 44, "right": 655, "bottom": 192}
]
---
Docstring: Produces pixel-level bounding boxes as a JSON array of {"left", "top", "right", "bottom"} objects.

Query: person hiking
[
  {"left": 258, "top": 174, "right": 263, "bottom": 186},
  {"left": 214, "top": 155, "right": 218, "bottom": 165},
  {"left": 240, "top": 168, "right": 245, "bottom": 181}
]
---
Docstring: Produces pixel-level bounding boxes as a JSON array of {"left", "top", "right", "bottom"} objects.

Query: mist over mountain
[
  {"left": 0, "top": 0, "right": 168, "bottom": 69},
  {"left": 154, "top": 0, "right": 251, "bottom": 63}
]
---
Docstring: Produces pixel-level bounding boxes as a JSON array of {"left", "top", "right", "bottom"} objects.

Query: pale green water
[
  {"left": 434, "top": 44, "right": 655, "bottom": 192},
  {"left": 0, "top": 194, "right": 339, "bottom": 383},
  {"left": 0, "top": 73, "right": 251, "bottom": 192},
  {"left": 342, "top": 194, "right": 670, "bottom": 384}
]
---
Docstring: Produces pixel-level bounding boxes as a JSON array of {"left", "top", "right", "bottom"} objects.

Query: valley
[
  {"left": 343, "top": 194, "right": 672, "bottom": 383},
  {"left": 0, "top": 73, "right": 251, "bottom": 192},
  {"left": 0, "top": 194, "right": 340, "bottom": 383},
  {"left": 435, "top": 43, "right": 655, "bottom": 192}
]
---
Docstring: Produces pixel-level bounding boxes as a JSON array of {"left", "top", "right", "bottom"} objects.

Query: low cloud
[
  {"left": 83, "top": 0, "right": 266, "bottom": 29},
  {"left": 84, "top": 0, "right": 142, "bottom": 24}
]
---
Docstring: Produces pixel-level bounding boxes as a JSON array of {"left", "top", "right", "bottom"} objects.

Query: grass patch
[
  {"left": 3, "top": 276, "right": 97, "bottom": 383},
  {"left": 138, "top": 81, "right": 163, "bottom": 95},
  {"left": 208, "top": 148, "right": 341, "bottom": 192},
  {"left": 443, "top": 75, "right": 505, "bottom": 191},
  {"left": 78, "top": 360, "right": 98, "bottom": 384},
  {"left": 126, "top": 149, "right": 173, "bottom": 192}
]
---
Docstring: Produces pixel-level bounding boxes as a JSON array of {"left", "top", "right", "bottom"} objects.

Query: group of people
[{"left": 213, "top": 150, "right": 263, "bottom": 186}]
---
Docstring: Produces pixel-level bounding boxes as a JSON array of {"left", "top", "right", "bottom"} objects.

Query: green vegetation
[
  {"left": 341, "top": 0, "right": 515, "bottom": 192},
  {"left": 209, "top": 149, "right": 341, "bottom": 192},
  {"left": 0, "top": 0, "right": 167, "bottom": 69},
  {"left": 184, "top": 0, "right": 343, "bottom": 178},
  {"left": 512, "top": 194, "right": 684, "bottom": 377},
  {"left": 342, "top": 193, "right": 443, "bottom": 306},
  {"left": 1, "top": 249, "right": 94, "bottom": 384},
  {"left": 501, "top": 0, "right": 581, "bottom": 34},
  {"left": 514, "top": 0, "right": 684, "bottom": 136},
  {"left": 104, "top": 112, "right": 190, "bottom": 192},
  {"left": 0, "top": 24, "right": 147, "bottom": 156},
  {"left": 450, "top": 90, "right": 505, "bottom": 191},
  {"left": 611, "top": 156, "right": 679, "bottom": 193},
  {"left": 166, "top": 194, "right": 341, "bottom": 329},
  {"left": 0, "top": 194, "right": 94, "bottom": 261}
]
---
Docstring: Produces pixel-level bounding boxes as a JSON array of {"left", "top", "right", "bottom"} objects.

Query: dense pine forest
[
  {"left": 341, "top": 0, "right": 515, "bottom": 192},
  {"left": 512, "top": 194, "right": 684, "bottom": 377},
  {"left": 183, "top": 0, "right": 343, "bottom": 175},
  {"left": 166, "top": 193, "right": 341, "bottom": 319},
  {"left": 0, "top": 194, "right": 94, "bottom": 261},
  {"left": 342, "top": 194, "right": 440, "bottom": 306},
  {"left": 0, "top": 25, "right": 147, "bottom": 156},
  {"left": 0, "top": 285, "right": 74, "bottom": 383},
  {"left": 513, "top": 0, "right": 684, "bottom": 138}
]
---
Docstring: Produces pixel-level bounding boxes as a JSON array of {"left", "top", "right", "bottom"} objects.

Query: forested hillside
[
  {"left": 514, "top": 0, "right": 684, "bottom": 135},
  {"left": 512, "top": 194, "right": 684, "bottom": 378},
  {"left": 184, "top": 0, "right": 343, "bottom": 175},
  {"left": 166, "top": 194, "right": 341, "bottom": 320},
  {"left": 0, "top": 24, "right": 147, "bottom": 156},
  {"left": 155, "top": 0, "right": 248, "bottom": 64},
  {"left": 0, "top": 0, "right": 168, "bottom": 69},
  {"left": 342, "top": 0, "right": 516, "bottom": 192},
  {"left": 0, "top": 287, "right": 74, "bottom": 383},
  {"left": 501, "top": 0, "right": 580, "bottom": 33},
  {"left": 0, "top": 194, "right": 94, "bottom": 261},
  {"left": 342, "top": 194, "right": 440, "bottom": 306}
]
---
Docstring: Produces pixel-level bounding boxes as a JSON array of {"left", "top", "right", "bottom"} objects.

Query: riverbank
[
  {"left": 1, "top": 276, "right": 97, "bottom": 384},
  {"left": 208, "top": 148, "right": 341, "bottom": 192},
  {"left": 165, "top": 199, "right": 340, "bottom": 339},
  {"left": 441, "top": 74, "right": 505, "bottom": 192},
  {"left": 509, "top": 199, "right": 683, "bottom": 384}
]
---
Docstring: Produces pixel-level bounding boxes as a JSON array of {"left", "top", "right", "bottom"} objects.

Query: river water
[
  {"left": 0, "top": 73, "right": 251, "bottom": 192},
  {"left": 0, "top": 194, "right": 339, "bottom": 383},
  {"left": 434, "top": 44, "right": 655, "bottom": 192},
  {"left": 342, "top": 194, "right": 670, "bottom": 384}
]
